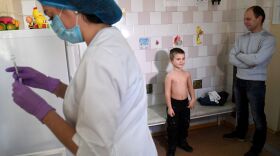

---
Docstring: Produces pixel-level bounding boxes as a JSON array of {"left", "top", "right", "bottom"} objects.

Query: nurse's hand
[
  {"left": 12, "top": 81, "right": 55, "bottom": 122},
  {"left": 6, "top": 66, "right": 60, "bottom": 93}
]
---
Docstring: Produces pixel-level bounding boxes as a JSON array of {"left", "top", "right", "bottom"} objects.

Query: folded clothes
[
  {"left": 208, "top": 91, "right": 221, "bottom": 103},
  {"left": 198, "top": 91, "right": 229, "bottom": 106}
]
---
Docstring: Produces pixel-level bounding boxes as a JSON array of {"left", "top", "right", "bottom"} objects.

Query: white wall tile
[
  {"left": 236, "top": 0, "right": 246, "bottom": 9},
  {"left": 184, "top": 47, "right": 190, "bottom": 57},
  {"left": 215, "top": 23, "right": 228, "bottom": 33},
  {"left": 133, "top": 25, "right": 146, "bottom": 36},
  {"left": 245, "top": 0, "right": 257, "bottom": 7},
  {"left": 200, "top": 23, "right": 215, "bottom": 34},
  {"left": 198, "top": 46, "right": 208, "bottom": 57},
  {"left": 157, "top": 72, "right": 168, "bottom": 83},
  {"left": 153, "top": 83, "right": 165, "bottom": 94},
  {"left": 152, "top": 94, "right": 166, "bottom": 105},
  {"left": 197, "top": 67, "right": 207, "bottom": 78},
  {"left": 228, "top": 22, "right": 236, "bottom": 33},
  {"left": 235, "top": 21, "right": 246, "bottom": 33},
  {"left": 213, "top": 34, "right": 222, "bottom": 45},
  {"left": 177, "top": 6, "right": 189, "bottom": 11},
  {"left": 180, "top": 0, "right": 195, "bottom": 6},
  {"left": 139, "top": 61, "right": 152, "bottom": 74},
  {"left": 152, "top": 61, "right": 160, "bottom": 72},
  {"left": 216, "top": 66, "right": 225, "bottom": 76},
  {"left": 192, "top": 56, "right": 217, "bottom": 68},
  {"left": 197, "top": 4, "right": 208, "bottom": 11},
  {"left": 126, "top": 13, "right": 139, "bottom": 25},
  {"left": 185, "top": 58, "right": 194, "bottom": 68},
  {"left": 21, "top": 0, "right": 35, "bottom": 15},
  {"left": 193, "top": 12, "right": 203, "bottom": 23},
  {"left": 150, "top": 12, "right": 162, "bottom": 25},
  {"left": 235, "top": 9, "right": 246, "bottom": 21},
  {"left": 263, "top": 20, "right": 271, "bottom": 31},
  {"left": 152, "top": 60, "right": 169, "bottom": 72},
  {"left": 172, "top": 12, "right": 183, "bottom": 24},
  {"left": 126, "top": 37, "right": 139, "bottom": 50},
  {"left": 151, "top": 37, "right": 163, "bottom": 49},
  {"left": 134, "top": 50, "right": 152, "bottom": 73},
  {"left": 155, "top": 0, "right": 166, "bottom": 11},
  {"left": 146, "top": 24, "right": 178, "bottom": 37},
  {"left": 261, "top": 0, "right": 273, "bottom": 7},
  {"left": 166, "top": 63, "right": 173, "bottom": 72},
  {"left": 217, "top": 0, "right": 228, "bottom": 11},
  {"left": 213, "top": 11, "right": 223, "bottom": 22},
  {"left": 178, "top": 24, "right": 196, "bottom": 35},
  {"left": 131, "top": 0, "right": 143, "bottom": 12},
  {"left": 134, "top": 50, "right": 146, "bottom": 62},
  {"left": 211, "top": 76, "right": 217, "bottom": 87}
]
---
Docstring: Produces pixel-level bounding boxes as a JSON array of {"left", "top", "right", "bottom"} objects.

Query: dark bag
[{"left": 197, "top": 91, "right": 229, "bottom": 106}]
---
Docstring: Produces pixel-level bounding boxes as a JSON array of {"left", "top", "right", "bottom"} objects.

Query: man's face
[{"left": 244, "top": 9, "right": 262, "bottom": 32}]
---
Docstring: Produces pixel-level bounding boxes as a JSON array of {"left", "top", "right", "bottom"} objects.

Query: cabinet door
[{"left": 0, "top": 30, "right": 69, "bottom": 155}]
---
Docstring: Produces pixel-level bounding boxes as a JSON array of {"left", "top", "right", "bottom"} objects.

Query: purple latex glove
[
  {"left": 12, "top": 81, "right": 55, "bottom": 122},
  {"left": 6, "top": 66, "right": 60, "bottom": 93}
]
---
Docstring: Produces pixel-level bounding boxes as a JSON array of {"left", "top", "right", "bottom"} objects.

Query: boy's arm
[
  {"left": 187, "top": 73, "right": 196, "bottom": 108},
  {"left": 165, "top": 74, "right": 172, "bottom": 109}
]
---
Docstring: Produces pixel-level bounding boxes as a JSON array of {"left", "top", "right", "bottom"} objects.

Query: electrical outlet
[
  {"left": 193, "top": 80, "right": 202, "bottom": 89},
  {"left": 146, "top": 84, "right": 153, "bottom": 94}
]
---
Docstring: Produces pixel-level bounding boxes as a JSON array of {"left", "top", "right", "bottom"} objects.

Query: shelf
[
  {"left": 148, "top": 101, "right": 236, "bottom": 127},
  {"left": 0, "top": 29, "right": 56, "bottom": 39}
]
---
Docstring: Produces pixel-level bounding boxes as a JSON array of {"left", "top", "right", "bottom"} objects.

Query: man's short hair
[
  {"left": 169, "top": 48, "right": 185, "bottom": 60},
  {"left": 247, "top": 5, "right": 266, "bottom": 24}
]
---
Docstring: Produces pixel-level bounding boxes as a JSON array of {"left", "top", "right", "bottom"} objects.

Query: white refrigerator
[{"left": 0, "top": 29, "right": 71, "bottom": 155}]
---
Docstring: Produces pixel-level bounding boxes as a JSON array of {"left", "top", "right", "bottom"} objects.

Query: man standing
[{"left": 224, "top": 6, "right": 276, "bottom": 156}]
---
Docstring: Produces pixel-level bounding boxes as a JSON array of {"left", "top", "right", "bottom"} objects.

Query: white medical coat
[{"left": 63, "top": 27, "right": 157, "bottom": 156}]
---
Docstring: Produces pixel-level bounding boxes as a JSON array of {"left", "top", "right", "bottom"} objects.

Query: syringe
[{"left": 10, "top": 54, "right": 22, "bottom": 83}]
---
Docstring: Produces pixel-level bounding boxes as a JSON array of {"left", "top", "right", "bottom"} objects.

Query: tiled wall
[
  {"left": 0, "top": 0, "right": 24, "bottom": 28},
  {"left": 115, "top": 0, "right": 274, "bottom": 106}
]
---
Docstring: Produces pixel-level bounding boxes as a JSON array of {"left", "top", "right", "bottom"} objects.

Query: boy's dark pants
[{"left": 166, "top": 98, "right": 190, "bottom": 151}]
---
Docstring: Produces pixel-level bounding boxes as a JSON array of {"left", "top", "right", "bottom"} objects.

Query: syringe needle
[
  {"left": 12, "top": 59, "right": 22, "bottom": 83},
  {"left": 13, "top": 60, "right": 19, "bottom": 76}
]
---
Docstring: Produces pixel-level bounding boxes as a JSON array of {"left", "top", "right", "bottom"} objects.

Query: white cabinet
[{"left": 0, "top": 29, "right": 69, "bottom": 155}]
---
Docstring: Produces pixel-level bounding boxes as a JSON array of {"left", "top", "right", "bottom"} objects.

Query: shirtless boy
[{"left": 165, "top": 48, "right": 196, "bottom": 156}]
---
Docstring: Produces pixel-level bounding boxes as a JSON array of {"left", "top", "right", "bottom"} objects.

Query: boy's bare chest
[{"left": 172, "top": 76, "right": 188, "bottom": 85}]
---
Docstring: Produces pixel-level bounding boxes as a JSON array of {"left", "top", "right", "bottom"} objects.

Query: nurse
[{"left": 6, "top": 0, "right": 157, "bottom": 155}]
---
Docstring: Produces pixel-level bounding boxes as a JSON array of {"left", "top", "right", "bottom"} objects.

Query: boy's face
[{"left": 171, "top": 53, "right": 185, "bottom": 69}]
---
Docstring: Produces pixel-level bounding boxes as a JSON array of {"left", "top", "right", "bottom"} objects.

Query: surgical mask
[{"left": 50, "top": 10, "right": 84, "bottom": 43}]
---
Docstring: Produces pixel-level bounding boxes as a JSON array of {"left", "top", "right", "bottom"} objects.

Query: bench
[{"left": 148, "top": 101, "right": 236, "bottom": 127}]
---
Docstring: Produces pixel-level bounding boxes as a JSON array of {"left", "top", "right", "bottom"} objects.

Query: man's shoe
[
  {"left": 166, "top": 150, "right": 175, "bottom": 156},
  {"left": 177, "top": 142, "right": 193, "bottom": 152},
  {"left": 244, "top": 149, "right": 260, "bottom": 156},
  {"left": 223, "top": 131, "right": 245, "bottom": 142}
]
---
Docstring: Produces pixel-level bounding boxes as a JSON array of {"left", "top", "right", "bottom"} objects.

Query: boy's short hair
[{"left": 169, "top": 48, "right": 185, "bottom": 60}]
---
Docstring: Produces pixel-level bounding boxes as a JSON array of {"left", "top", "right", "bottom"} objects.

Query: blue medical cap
[{"left": 38, "top": 0, "right": 122, "bottom": 25}]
